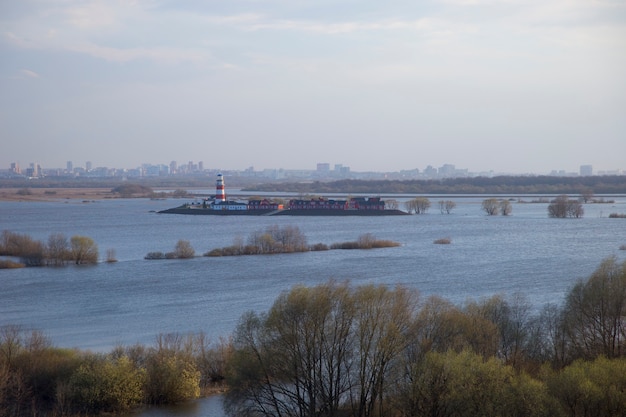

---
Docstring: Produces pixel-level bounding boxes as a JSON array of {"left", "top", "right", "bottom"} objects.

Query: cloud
[{"left": 20, "top": 69, "right": 40, "bottom": 78}]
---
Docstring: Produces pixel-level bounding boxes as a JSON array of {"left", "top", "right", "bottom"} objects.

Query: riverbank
[{"left": 0, "top": 187, "right": 114, "bottom": 202}]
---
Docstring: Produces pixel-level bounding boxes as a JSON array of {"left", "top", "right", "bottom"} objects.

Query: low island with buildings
[{"left": 158, "top": 174, "right": 408, "bottom": 216}]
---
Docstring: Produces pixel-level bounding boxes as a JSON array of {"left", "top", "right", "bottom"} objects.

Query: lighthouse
[{"left": 215, "top": 173, "right": 226, "bottom": 202}]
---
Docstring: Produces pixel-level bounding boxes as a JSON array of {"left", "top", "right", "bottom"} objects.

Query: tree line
[
  {"left": 246, "top": 175, "right": 626, "bottom": 195},
  {"left": 203, "top": 226, "right": 399, "bottom": 257},
  {"left": 1, "top": 257, "right": 626, "bottom": 416},
  {"left": 225, "top": 257, "right": 626, "bottom": 417},
  {"left": 0, "top": 231, "right": 100, "bottom": 267}
]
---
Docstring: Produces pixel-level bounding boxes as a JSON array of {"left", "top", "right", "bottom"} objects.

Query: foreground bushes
[
  {"left": 3, "top": 257, "right": 626, "bottom": 416},
  {"left": 0, "top": 328, "right": 230, "bottom": 416},
  {"left": 226, "top": 257, "right": 626, "bottom": 417}
]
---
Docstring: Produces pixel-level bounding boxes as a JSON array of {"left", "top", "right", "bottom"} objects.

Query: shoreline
[{"left": 0, "top": 187, "right": 127, "bottom": 202}]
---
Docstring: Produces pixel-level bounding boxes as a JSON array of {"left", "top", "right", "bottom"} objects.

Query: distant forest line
[
  {"left": 1, "top": 175, "right": 626, "bottom": 195},
  {"left": 244, "top": 175, "right": 626, "bottom": 195}
]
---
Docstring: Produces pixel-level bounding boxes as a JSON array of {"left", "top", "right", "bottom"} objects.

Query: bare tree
[
  {"left": 405, "top": 198, "right": 431, "bottom": 214},
  {"left": 174, "top": 240, "right": 195, "bottom": 259},
  {"left": 482, "top": 198, "right": 499, "bottom": 215},
  {"left": 46, "top": 233, "right": 70, "bottom": 265},
  {"left": 500, "top": 200, "right": 512, "bottom": 216},
  {"left": 548, "top": 195, "right": 584, "bottom": 218},
  {"left": 386, "top": 199, "right": 399, "bottom": 210},
  {"left": 70, "top": 236, "right": 99, "bottom": 264},
  {"left": 580, "top": 188, "right": 594, "bottom": 203},
  {"left": 438, "top": 200, "right": 456, "bottom": 214}
]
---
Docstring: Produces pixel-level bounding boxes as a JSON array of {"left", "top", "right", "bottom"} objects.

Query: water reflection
[{"left": 130, "top": 396, "right": 225, "bottom": 417}]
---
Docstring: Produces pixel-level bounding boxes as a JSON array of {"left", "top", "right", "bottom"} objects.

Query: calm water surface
[{"left": 1, "top": 196, "right": 625, "bottom": 416}]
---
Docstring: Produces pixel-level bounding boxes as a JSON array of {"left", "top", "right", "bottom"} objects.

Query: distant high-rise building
[
  {"left": 86, "top": 161, "right": 92, "bottom": 172},
  {"left": 438, "top": 164, "right": 456, "bottom": 177},
  {"left": 67, "top": 161, "right": 73, "bottom": 173},
  {"left": 198, "top": 161, "right": 204, "bottom": 172},
  {"left": 580, "top": 165, "right": 593, "bottom": 176},
  {"left": 27, "top": 162, "right": 41, "bottom": 178},
  {"left": 10, "top": 162, "right": 20, "bottom": 174},
  {"left": 170, "top": 161, "right": 177, "bottom": 174},
  {"left": 317, "top": 163, "right": 330, "bottom": 172}
]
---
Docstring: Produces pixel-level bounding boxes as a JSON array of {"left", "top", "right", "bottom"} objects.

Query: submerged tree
[
  {"left": 405, "top": 197, "right": 431, "bottom": 214},
  {"left": 438, "top": 200, "right": 456, "bottom": 214},
  {"left": 500, "top": 199, "right": 513, "bottom": 216},
  {"left": 174, "top": 240, "right": 195, "bottom": 259},
  {"left": 482, "top": 198, "right": 499, "bottom": 215},
  {"left": 70, "top": 236, "right": 99, "bottom": 264},
  {"left": 548, "top": 195, "right": 584, "bottom": 218}
]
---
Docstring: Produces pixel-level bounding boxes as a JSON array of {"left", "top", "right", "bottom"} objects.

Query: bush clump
[
  {"left": 0, "top": 327, "right": 229, "bottom": 416},
  {"left": 145, "top": 240, "right": 196, "bottom": 260},
  {"left": 111, "top": 184, "right": 154, "bottom": 198},
  {"left": 331, "top": 233, "right": 400, "bottom": 250},
  {"left": 0, "top": 259, "right": 25, "bottom": 268},
  {"left": 206, "top": 229, "right": 399, "bottom": 257},
  {"left": 434, "top": 237, "right": 452, "bottom": 244},
  {"left": 609, "top": 213, "right": 626, "bottom": 218},
  {"left": 0, "top": 230, "right": 98, "bottom": 266},
  {"left": 310, "top": 243, "right": 329, "bottom": 251}
]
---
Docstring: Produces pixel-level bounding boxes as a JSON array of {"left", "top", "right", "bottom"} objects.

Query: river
[{"left": 1, "top": 195, "right": 625, "bottom": 416}]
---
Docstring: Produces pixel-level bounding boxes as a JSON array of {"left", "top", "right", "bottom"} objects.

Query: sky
[{"left": 1, "top": 0, "right": 625, "bottom": 174}]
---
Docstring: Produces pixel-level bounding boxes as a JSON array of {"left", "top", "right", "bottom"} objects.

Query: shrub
[
  {"left": 174, "top": 240, "right": 195, "bottom": 259},
  {"left": 0, "top": 259, "right": 25, "bottom": 268},
  {"left": 0, "top": 230, "right": 46, "bottom": 266},
  {"left": 67, "top": 355, "right": 146, "bottom": 414},
  {"left": 609, "top": 213, "right": 626, "bottom": 218},
  {"left": 310, "top": 243, "right": 329, "bottom": 251},
  {"left": 331, "top": 234, "right": 400, "bottom": 249},
  {"left": 105, "top": 249, "right": 118, "bottom": 263},
  {"left": 434, "top": 237, "right": 452, "bottom": 244},
  {"left": 620, "top": 245, "right": 626, "bottom": 251},
  {"left": 548, "top": 195, "right": 584, "bottom": 218},
  {"left": 205, "top": 248, "right": 224, "bottom": 257},
  {"left": 330, "top": 241, "right": 360, "bottom": 250},
  {"left": 111, "top": 184, "right": 154, "bottom": 198},
  {"left": 145, "top": 252, "right": 165, "bottom": 260},
  {"left": 70, "top": 236, "right": 98, "bottom": 264}
]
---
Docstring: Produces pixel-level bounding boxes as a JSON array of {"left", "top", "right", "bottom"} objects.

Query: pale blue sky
[{"left": 1, "top": 0, "right": 625, "bottom": 173}]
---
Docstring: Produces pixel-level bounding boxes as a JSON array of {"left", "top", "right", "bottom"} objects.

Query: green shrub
[{"left": 67, "top": 355, "right": 146, "bottom": 414}]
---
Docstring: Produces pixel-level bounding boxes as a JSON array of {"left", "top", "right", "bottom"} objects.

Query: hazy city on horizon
[{"left": 3, "top": 159, "right": 624, "bottom": 181}]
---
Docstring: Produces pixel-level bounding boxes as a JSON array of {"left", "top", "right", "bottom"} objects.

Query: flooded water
[{"left": 1, "top": 195, "right": 625, "bottom": 416}]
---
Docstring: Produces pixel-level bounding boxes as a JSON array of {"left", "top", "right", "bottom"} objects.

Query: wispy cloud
[{"left": 20, "top": 69, "right": 40, "bottom": 78}]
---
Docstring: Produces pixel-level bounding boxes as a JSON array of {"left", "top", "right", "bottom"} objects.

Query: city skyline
[
  {"left": 4, "top": 158, "right": 624, "bottom": 179},
  {"left": 1, "top": 1, "right": 625, "bottom": 174}
]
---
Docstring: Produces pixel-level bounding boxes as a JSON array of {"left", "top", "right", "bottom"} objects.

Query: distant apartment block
[
  {"left": 580, "top": 165, "right": 593, "bottom": 176},
  {"left": 10, "top": 162, "right": 21, "bottom": 175},
  {"left": 317, "top": 163, "right": 330, "bottom": 172}
]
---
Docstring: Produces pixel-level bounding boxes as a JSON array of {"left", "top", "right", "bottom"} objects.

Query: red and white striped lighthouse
[{"left": 215, "top": 173, "right": 226, "bottom": 202}]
